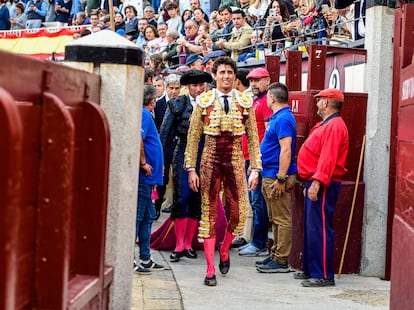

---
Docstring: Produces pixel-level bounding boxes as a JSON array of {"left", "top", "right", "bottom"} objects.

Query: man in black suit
[{"left": 154, "top": 74, "right": 182, "bottom": 219}]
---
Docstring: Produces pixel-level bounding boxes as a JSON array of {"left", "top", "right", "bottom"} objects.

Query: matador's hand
[{"left": 188, "top": 170, "right": 200, "bottom": 192}]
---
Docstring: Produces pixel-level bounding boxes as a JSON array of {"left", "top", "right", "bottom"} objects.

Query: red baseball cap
[
  {"left": 246, "top": 68, "right": 270, "bottom": 80},
  {"left": 314, "top": 88, "right": 344, "bottom": 102}
]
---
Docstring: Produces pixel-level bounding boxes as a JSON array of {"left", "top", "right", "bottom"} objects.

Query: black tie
[{"left": 223, "top": 95, "right": 229, "bottom": 114}]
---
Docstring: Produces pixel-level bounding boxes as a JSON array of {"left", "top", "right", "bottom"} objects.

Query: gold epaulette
[
  {"left": 234, "top": 90, "right": 253, "bottom": 109},
  {"left": 197, "top": 90, "right": 215, "bottom": 108}
]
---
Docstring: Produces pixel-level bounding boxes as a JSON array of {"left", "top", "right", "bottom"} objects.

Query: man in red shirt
[
  {"left": 295, "top": 88, "right": 349, "bottom": 287},
  {"left": 238, "top": 68, "right": 273, "bottom": 257}
]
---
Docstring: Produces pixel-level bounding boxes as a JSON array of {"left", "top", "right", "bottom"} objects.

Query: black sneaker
[
  {"left": 256, "top": 259, "right": 290, "bottom": 273},
  {"left": 141, "top": 259, "right": 166, "bottom": 271},
  {"left": 301, "top": 278, "right": 335, "bottom": 287},
  {"left": 293, "top": 271, "right": 310, "bottom": 280},
  {"left": 133, "top": 262, "right": 151, "bottom": 274}
]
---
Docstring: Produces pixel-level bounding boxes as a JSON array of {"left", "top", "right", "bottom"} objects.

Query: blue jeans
[
  {"left": 246, "top": 161, "right": 269, "bottom": 249},
  {"left": 136, "top": 183, "right": 156, "bottom": 261}
]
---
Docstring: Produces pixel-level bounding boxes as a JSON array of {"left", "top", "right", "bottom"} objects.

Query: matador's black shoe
[
  {"left": 170, "top": 251, "right": 184, "bottom": 262},
  {"left": 204, "top": 275, "right": 217, "bottom": 286},
  {"left": 183, "top": 249, "right": 197, "bottom": 259}
]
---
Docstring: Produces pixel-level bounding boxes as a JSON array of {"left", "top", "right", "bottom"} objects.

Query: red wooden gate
[
  {"left": 0, "top": 50, "right": 112, "bottom": 310},
  {"left": 390, "top": 4, "right": 414, "bottom": 309}
]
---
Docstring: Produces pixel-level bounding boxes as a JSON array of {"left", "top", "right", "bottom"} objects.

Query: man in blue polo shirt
[
  {"left": 134, "top": 84, "right": 165, "bottom": 273},
  {"left": 256, "top": 82, "right": 298, "bottom": 273}
]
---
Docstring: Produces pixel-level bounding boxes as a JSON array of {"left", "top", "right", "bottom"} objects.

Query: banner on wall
[{"left": 0, "top": 27, "right": 85, "bottom": 59}]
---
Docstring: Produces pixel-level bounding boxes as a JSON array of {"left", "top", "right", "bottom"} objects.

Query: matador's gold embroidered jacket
[{"left": 184, "top": 89, "right": 262, "bottom": 170}]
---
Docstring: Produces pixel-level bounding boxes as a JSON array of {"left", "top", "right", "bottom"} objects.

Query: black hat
[{"left": 180, "top": 70, "right": 212, "bottom": 85}]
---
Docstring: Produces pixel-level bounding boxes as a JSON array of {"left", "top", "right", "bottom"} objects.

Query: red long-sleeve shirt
[{"left": 298, "top": 114, "right": 349, "bottom": 187}]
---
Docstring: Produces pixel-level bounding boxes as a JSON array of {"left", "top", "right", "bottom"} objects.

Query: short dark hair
[
  {"left": 232, "top": 9, "right": 245, "bottom": 17},
  {"left": 143, "top": 84, "right": 157, "bottom": 106},
  {"left": 236, "top": 69, "right": 250, "bottom": 87},
  {"left": 218, "top": 5, "right": 232, "bottom": 14},
  {"left": 145, "top": 68, "right": 155, "bottom": 83},
  {"left": 212, "top": 56, "right": 237, "bottom": 75},
  {"left": 267, "top": 82, "right": 289, "bottom": 103}
]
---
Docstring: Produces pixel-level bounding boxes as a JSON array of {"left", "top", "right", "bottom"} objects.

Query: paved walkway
[{"left": 131, "top": 214, "right": 390, "bottom": 310}]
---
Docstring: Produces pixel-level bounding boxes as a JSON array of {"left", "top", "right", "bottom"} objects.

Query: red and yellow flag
[{"left": 0, "top": 27, "right": 85, "bottom": 59}]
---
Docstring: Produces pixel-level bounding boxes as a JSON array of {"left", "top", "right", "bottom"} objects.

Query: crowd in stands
[{"left": 0, "top": 0, "right": 365, "bottom": 67}]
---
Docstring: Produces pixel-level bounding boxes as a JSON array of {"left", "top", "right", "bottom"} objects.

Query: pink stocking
[
  {"left": 174, "top": 218, "right": 187, "bottom": 252},
  {"left": 184, "top": 218, "right": 199, "bottom": 250},
  {"left": 203, "top": 238, "right": 216, "bottom": 277},
  {"left": 220, "top": 230, "right": 235, "bottom": 262}
]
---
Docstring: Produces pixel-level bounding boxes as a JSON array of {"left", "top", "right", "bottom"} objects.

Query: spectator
[
  {"left": 163, "top": 28, "right": 180, "bottom": 66},
  {"left": 24, "top": 0, "right": 46, "bottom": 29},
  {"left": 185, "top": 53, "right": 203, "bottom": 70},
  {"left": 256, "top": 82, "right": 297, "bottom": 273},
  {"left": 144, "top": 24, "right": 160, "bottom": 55},
  {"left": 295, "top": 88, "right": 349, "bottom": 287},
  {"left": 217, "top": 5, "right": 233, "bottom": 40},
  {"left": 45, "top": 0, "right": 56, "bottom": 22},
  {"left": 180, "top": 8, "right": 192, "bottom": 36},
  {"left": 55, "top": 0, "right": 72, "bottom": 26},
  {"left": 114, "top": 12, "right": 125, "bottom": 31},
  {"left": 73, "top": 11, "right": 89, "bottom": 25},
  {"left": 238, "top": 29, "right": 263, "bottom": 62},
  {"left": 177, "top": 19, "right": 203, "bottom": 58},
  {"left": 262, "top": 0, "right": 290, "bottom": 50},
  {"left": 9, "top": 2, "right": 26, "bottom": 30},
  {"left": 145, "top": 68, "right": 155, "bottom": 84},
  {"left": 153, "top": 22, "right": 169, "bottom": 53},
  {"left": 249, "top": 0, "right": 270, "bottom": 20},
  {"left": 200, "top": 49, "right": 226, "bottom": 74},
  {"left": 136, "top": 18, "right": 149, "bottom": 49},
  {"left": 0, "top": 0, "right": 10, "bottom": 30},
  {"left": 8, "top": 0, "right": 19, "bottom": 19},
  {"left": 134, "top": 84, "right": 166, "bottom": 273},
  {"left": 125, "top": 5, "right": 139, "bottom": 41},
  {"left": 149, "top": 54, "right": 166, "bottom": 75},
  {"left": 166, "top": 1, "right": 181, "bottom": 33},
  {"left": 185, "top": 57, "right": 261, "bottom": 287},
  {"left": 122, "top": 0, "right": 143, "bottom": 18},
  {"left": 144, "top": 5, "right": 157, "bottom": 27},
  {"left": 213, "top": 9, "right": 253, "bottom": 61},
  {"left": 193, "top": 7, "right": 208, "bottom": 26}
]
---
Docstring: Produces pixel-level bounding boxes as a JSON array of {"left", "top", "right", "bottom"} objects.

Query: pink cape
[{"left": 150, "top": 200, "right": 228, "bottom": 250}]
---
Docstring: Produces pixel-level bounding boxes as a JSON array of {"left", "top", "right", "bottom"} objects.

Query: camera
[{"left": 269, "top": 9, "right": 276, "bottom": 17}]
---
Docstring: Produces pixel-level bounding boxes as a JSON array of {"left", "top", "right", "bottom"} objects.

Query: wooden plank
[
  {"left": 0, "top": 88, "right": 23, "bottom": 310},
  {"left": 35, "top": 92, "right": 75, "bottom": 309}
]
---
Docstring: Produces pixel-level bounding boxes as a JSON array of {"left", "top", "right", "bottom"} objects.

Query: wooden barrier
[{"left": 0, "top": 50, "right": 112, "bottom": 310}]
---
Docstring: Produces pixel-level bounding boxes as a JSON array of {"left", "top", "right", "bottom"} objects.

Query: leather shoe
[
  {"left": 170, "top": 251, "right": 183, "bottom": 262},
  {"left": 293, "top": 271, "right": 310, "bottom": 280},
  {"left": 183, "top": 249, "right": 197, "bottom": 259},
  {"left": 301, "top": 278, "right": 335, "bottom": 287},
  {"left": 204, "top": 275, "right": 217, "bottom": 286},
  {"left": 219, "top": 245, "right": 230, "bottom": 274}
]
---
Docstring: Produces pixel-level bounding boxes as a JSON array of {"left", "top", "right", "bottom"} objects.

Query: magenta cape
[{"left": 150, "top": 200, "right": 228, "bottom": 250}]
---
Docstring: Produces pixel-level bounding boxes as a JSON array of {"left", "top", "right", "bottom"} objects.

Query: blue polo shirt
[
  {"left": 260, "top": 106, "right": 297, "bottom": 178},
  {"left": 140, "top": 108, "right": 164, "bottom": 185}
]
